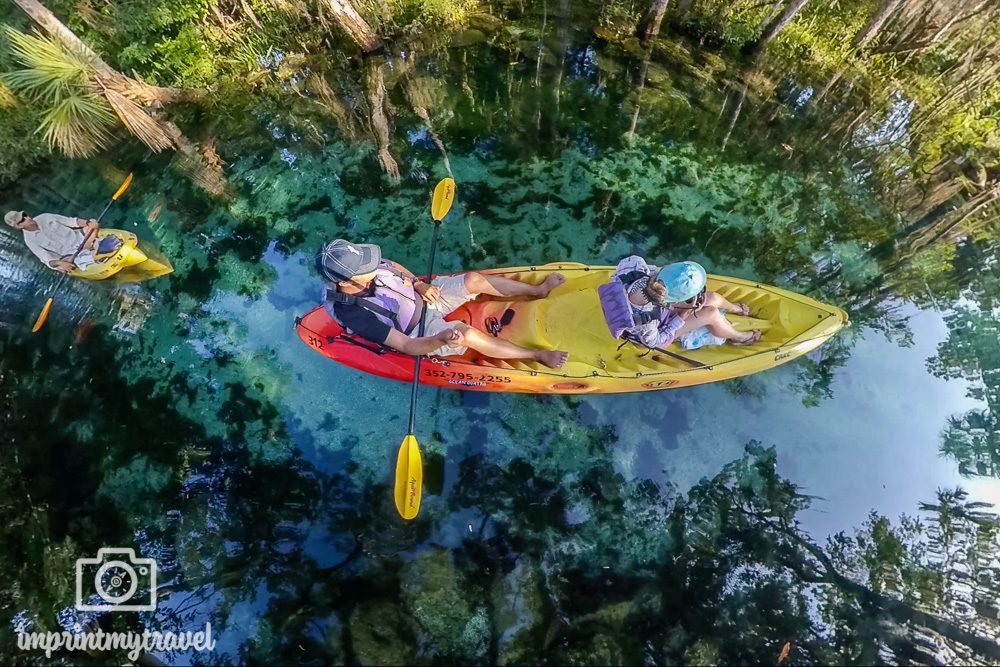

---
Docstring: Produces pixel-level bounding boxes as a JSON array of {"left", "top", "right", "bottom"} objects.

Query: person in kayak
[
  {"left": 4, "top": 209, "right": 114, "bottom": 272},
  {"left": 611, "top": 255, "right": 761, "bottom": 348},
  {"left": 316, "top": 239, "right": 570, "bottom": 368}
]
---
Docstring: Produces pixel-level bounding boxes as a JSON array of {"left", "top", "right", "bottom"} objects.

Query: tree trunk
[
  {"left": 779, "top": 528, "right": 1000, "bottom": 663},
  {"left": 10, "top": 0, "right": 188, "bottom": 104},
  {"left": 929, "top": 0, "right": 990, "bottom": 45},
  {"left": 637, "top": 0, "right": 670, "bottom": 40},
  {"left": 721, "top": 81, "right": 748, "bottom": 150},
  {"left": 854, "top": 0, "right": 906, "bottom": 47},
  {"left": 839, "top": 574, "right": 1000, "bottom": 662},
  {"left": 625, "top": 57, "right": 650, "bottom": 141},
  {"left": 9, "top": 0, "right": 115, "bottom": 74},
  {"left": 326, "top": 0, "right": 383, "bottom": 53},
  {"left": 404, "top": 74, "right": 452, "bottom": 175},
  {"left": 365, "top": 60, "right": 399, "bottom": 183},
  {"left": 754, "top": 0, "right": 786, "bottom": 34},
  {"left": 744, "top": 0, "right": 811, "bottom": 55}
]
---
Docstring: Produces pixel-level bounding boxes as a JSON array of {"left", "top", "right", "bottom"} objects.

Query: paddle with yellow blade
[
  {"left": 394, "top": 177, "right": 456, "bottom": 520},
  {"left": 31, "top": 173, "right": 134, "bottom": 333}
]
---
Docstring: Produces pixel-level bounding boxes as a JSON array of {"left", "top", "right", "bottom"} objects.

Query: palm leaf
[
  {"left": 3, "top": 27, "right": 95, "bottom": 82},
  {"left": 37, "top": 92, "right": 115, "bottom": 157},
  {"left": 2, "top": 27, "right": 95, "bottom": 104},
  {"left": 102, "top": 87, "right": 175, "bottom": 152},
  {"left": 0, "top": 80, "right": 16, "bottom": 109}
]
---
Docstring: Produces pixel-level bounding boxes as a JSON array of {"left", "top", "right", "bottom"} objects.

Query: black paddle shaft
[{"left": 407, "top": 221, "right": 442, "bottom": 434}]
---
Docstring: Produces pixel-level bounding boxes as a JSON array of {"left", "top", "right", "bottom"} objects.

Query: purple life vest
[
  {"left": 324, "top": 261, "right": 424, "bottom": 334},
  {"left": 598, "top": 280, "right": 637, "bottom": 339},
  {"left": 598, "top": 280, "right": 678, "bottom": 346}
]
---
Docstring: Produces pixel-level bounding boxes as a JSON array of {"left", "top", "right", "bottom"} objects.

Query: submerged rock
[
  {"left": 492, "top": 557, "right": 547, "bottom": 665},
  {"left": 349, "top": 600, "right": 417, "bottom": 665},
  {"left": 400, "top": 549, "right": 487, "bottom": 660},
  {"left": 451, "top": 29, "right": 487, "bottom": 47}
]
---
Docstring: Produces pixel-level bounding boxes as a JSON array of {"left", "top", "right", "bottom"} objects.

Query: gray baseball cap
[{"left": 316, "top": 239, "right": 382, "bottom": 282}]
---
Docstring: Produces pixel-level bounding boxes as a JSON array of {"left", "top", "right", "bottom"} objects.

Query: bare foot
[
  {"left": 536, "top": 273, "right": 566, "bottom": 297},
  {"left": 536, "top": 350, "right": 569, "bottom": 368},
  {"left": 730, "top": 330, "right": 761, "bottom": 347}
]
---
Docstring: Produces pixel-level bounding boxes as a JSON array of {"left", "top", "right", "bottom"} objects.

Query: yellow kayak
[
  {"left": 72, "top": 229, "right": 172, "bottom": 283},
  {"left": 297, "top": 262, "right": 849, "bottom": 393}
]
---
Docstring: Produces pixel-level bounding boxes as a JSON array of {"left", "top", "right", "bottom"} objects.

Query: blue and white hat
[
  {"left": 656, "top": 261, "right": 707, "bottom": 302},
  {"left": 316, "top": 239, "right": 381, "bottom": 282}
]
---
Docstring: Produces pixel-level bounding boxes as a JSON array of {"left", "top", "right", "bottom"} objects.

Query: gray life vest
[{"left": 324, "top": 262, "right": 424, "bottom": 335}]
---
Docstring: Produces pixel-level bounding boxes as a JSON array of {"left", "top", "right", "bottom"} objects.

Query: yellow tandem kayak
[
  {"left": 296, "top": 262, "right": 849, "bottom": 394},
  {"left": 72, "top": 229, "right": 173, "bottom": 283}
]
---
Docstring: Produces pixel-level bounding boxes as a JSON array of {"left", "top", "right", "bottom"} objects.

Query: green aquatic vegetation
[
  {"left": 596, "top": 0, "right": 642, "bottom": 39},
  {"left": 459, "top": 606, "right": 491, "bottom": 660},
  {"left": 555, "top": 601, "right": 638, "bottom": 664},
  {"left": 97, "top": 455, "right": 174, "bottom": 528},
  {"left": 6, "top": 15, "right": 1000, "bottom": 665},
  {"left": 214, "top": 252, "right": 279, "bottom": 297},
  {"left": 400, "top": 549, "right": 484, "bottom": 658},
  {"left": 888, "top": 242, "right": 958, "bottom": 302},
  {"left": 112, "top": 298, "right": 293, "bottom": 460},
  {"left": 360, "top": 0, "right": 480, "bottom": 36},
  {"left": 558, "top": 477, "right": 676, "bottom": 572},
  {"left": 827, "top": 240, "right": 880, "bottom": 286},
  {"left": 491, "top": 557, "right": 547, "bottom": 664},
  {"left": 767, "top": 1, "right": 869, "bottom": 70},
  {"left": 349, "top": 600, "right": 418, "bottom": 665}
]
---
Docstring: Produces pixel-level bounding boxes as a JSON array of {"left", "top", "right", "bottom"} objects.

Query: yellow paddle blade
[
  {"left": 394, "top": 434, "right": 423, "bottom": 520},
  {"left": 31, "top": 298, "right": 53, "bottom": 333},
  {"left": 431, "top": 178, "right": 456, "bottom": 222},
  {"left": 113, "top": 173, "right": 134, "bottom": 201}
]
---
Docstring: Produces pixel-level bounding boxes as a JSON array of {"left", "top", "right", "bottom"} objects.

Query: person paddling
[
  {"left": 4, "top": 210, "right": 119, "bottom": 273},
  {"left": 316, "top": 239, "right": 569, "bottom": 368},
  {"left": 611, "top": 255, "right": 761, "bottom": 348}
]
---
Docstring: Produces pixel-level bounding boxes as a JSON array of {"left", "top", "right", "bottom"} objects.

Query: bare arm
[
  {"left": 384, "top": 328, "right": 451, "bottom": 356},
  {"left": 73, "top": 218, "right": 99, "bottom": 250},
  {"left": 49, "top": 259, "right": 77, "bottom": 273},
  {"left": 76, "top": 217, "right": 99, "bottom": 232}
]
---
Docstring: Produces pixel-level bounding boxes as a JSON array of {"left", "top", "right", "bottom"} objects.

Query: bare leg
[
  {"left": 704, "top": 291, "right": 749, "bottom": 315},
  {"left": 463, "top": 271, "right": 566, "bottom": 299},
  {"left": 454, "top": 324, "right": 569, "bottom": 368},
  {"left": 673, "top": 306, "right": 757, "bottom": 344}
]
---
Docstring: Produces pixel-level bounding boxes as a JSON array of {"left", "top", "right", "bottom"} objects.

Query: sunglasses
[
  {"left": 685, "top": 288, "right": 707, "bottom": 307},
  {"left": 684, "top": 287, "right": 708, "bottom": 306}
]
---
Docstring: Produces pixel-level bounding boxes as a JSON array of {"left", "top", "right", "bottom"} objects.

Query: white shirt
[{"left": 22, "top": 213, "right": 86, "bottom": 266}]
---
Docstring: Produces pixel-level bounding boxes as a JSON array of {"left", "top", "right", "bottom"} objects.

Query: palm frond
[
  {"left": 37, "top": 92, "right": 115, "bottom": 157},
  {"left": 0, "top": 80, "right": 16, "bottom": 109},
  {"left": 102, "top": 87, "right": 175, "bottom": 152},
  {"left": 2, "top": 27, "right": 96, "bottom": 103}
]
